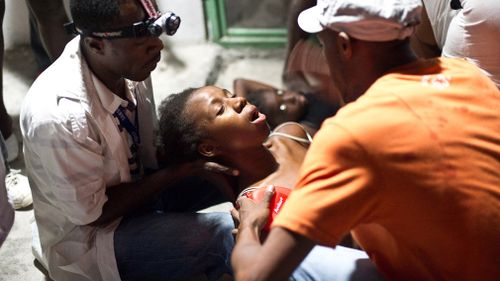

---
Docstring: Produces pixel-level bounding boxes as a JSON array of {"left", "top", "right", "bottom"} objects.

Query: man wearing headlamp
[{"left": 20, "top": 0, "right": 234, "bottom": 280}]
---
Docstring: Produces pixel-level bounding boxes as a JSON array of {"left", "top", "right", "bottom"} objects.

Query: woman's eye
[{"left": 217, "top": 105, "right": 225, "bottom": 116}]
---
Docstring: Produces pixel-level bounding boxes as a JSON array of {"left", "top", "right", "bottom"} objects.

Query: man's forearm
[
  {"left": 232, "top": 223, "right": 271, "bottom": 281},
  {"left": 89, "top": 164, "right": 192, "bottom": 226},
  {"left": 232, "top": 226, "right": 315, "bottom": 281}
]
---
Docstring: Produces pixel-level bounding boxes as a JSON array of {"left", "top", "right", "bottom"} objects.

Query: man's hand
[
  {"left": 186, "top": 160, "right": 240, "bottom": 201},
  {"left": 230, "top": 184, "right": 315, "bottom": 281},
  {"left": 232, "top": 185, "right": 275, "bottom": 240}
]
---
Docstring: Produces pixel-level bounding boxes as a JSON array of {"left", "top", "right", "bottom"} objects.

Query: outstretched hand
[
  {"left": 232, "top": 185, "right": 275, "bottom": 239},
  {"left": 189, "top": 159, "right": 240, "bottom": 201}
]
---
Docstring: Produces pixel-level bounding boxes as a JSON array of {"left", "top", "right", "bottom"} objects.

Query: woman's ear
[{"left": 198, "top": 141, "right": 220, "bottom": 158}]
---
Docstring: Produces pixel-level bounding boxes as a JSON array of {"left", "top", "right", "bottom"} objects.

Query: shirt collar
[{"left": 91, "top": 74, "right": 138, "bottom": 114}]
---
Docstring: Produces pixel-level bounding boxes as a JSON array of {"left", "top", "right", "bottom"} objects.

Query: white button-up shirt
[{"left": 20, "top": 37, "right": 159, "bottom": 281}]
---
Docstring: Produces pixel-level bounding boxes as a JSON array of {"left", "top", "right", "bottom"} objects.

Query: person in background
[
  {"left": 0, "top": 131, "right": 14, "bottom": 247},
  {"left": 21, "top": 0, "right": 235, "bottom": 280},
  {"left": 233, "top": 78, "right": 338, "bottom": 135},
  {"left": 413, "top": 0, "right": 500, "bottom": 88},
  {"left": 0, "top": 0, "right": 15, "bottom": 163},
  {"left": 0, "top": 0, "right": 33, "bottom": 210},
  {"left": 284, "top": 0, "right": 315, "bottom": 77},
  {"left": 26, "top": 0, "right": 73, "bottom": 71},
  {"left": 231, "top": 0, "right": 500, "bottom": 280},
  {"left": 1, "top": 0, "right": 73, "bottom": 163}
]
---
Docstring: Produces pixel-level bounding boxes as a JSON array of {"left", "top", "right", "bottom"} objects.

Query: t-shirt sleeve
[
  {"left": 273, "top": 120, "right": 377, "bottom": 247},
  {"left": 29, "top": 110, "right": 108, "bottom": 226}
]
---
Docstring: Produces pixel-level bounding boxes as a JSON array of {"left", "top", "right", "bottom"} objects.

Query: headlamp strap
[{"left": 139, "top": 0, "right": 160, "bottom": 18}]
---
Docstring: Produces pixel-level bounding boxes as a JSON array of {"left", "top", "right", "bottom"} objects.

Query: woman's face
[
  {"left": 257, "top": 89, "right": 308, "bottom": 127},
  {"left": 185, "top": 86, "right": 271, "bottom": 154}
]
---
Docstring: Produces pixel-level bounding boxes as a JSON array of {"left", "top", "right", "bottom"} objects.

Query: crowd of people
[{"left": 1, "top": 0, "right": 499, "bottom": 280}]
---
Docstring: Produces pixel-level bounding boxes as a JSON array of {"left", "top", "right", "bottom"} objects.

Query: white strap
[{"left": 268, "top": 122, "right": 313, "bottom": 144}]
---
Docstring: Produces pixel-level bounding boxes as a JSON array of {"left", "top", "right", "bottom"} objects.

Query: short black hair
[
  {"left": 158, "top": 87, "right": 207, "bottom": 166},
  {"left": 70, "top": 0, "right": 121, "bottom": 32}
]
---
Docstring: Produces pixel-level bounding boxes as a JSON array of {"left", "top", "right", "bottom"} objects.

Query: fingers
[
  {"left": 262, "top": 184, "right": 276, "bottom": 206},
  {"left": 231, "top": 207, "right": 240, "bottom": 237},
  {"left": 230, "top": 207, "right": 240, "bottom": 223},
  {"left": 235, "top": 195, "right": 250, "bottom": 209}
]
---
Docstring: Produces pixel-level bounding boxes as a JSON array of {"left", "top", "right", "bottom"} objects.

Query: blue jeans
[
  {"left": 291, "top": 245, "right": 385, "bottom": 281},
  {"left": 114, "top": 177, "right": 235, "bottom": 281}
]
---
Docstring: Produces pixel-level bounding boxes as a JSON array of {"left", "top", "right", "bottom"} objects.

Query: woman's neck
[{"left": 223, "top": 145, "right": 278, "bottom": 191}]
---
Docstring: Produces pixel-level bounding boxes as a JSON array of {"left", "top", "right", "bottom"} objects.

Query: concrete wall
[{"left": 2, "top": 0, "right": 206, "bottom": 50}]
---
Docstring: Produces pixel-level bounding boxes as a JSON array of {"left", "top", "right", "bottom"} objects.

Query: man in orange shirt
[{"left": 231, "top": 0, "right": 500, "bottom": 280}]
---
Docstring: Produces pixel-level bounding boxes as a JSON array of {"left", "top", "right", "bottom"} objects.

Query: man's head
[
  {"left": 70, "top": 0, "right": 166, "bottom": 83},
  {"left": 298, "top": 0, "right": 422, "bottom": 42},
  {"left": 298, "top": 0, "right": 422, "bottom": 103},
  {"left": 70, "top": 0, "right": 180, "bottom": 38}
]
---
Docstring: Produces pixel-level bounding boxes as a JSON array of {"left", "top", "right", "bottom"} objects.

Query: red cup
[{"left": 240, "top": 185, "right": 291, "bottom": 231}]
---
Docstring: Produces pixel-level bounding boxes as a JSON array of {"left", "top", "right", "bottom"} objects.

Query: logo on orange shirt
[{"left": 421, "top": 74, "right": 452, "bottom": 90}]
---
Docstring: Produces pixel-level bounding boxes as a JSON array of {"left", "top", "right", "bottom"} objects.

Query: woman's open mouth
[{"left": 249, "top": 106, "right": 266, "bottom": 124}]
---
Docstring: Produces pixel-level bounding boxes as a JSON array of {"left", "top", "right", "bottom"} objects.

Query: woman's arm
[{"left": 233, "top": 78, "right": 276, "bottom": 98}]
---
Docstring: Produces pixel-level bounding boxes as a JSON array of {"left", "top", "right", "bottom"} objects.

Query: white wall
[
  {"left": 157, "top": 0, "right": 206, "bottom": 43},
  {"left": 2, "top": 0, "right": 206, "bottom": 50}
]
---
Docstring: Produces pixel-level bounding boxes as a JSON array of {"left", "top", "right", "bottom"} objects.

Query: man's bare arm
[
  {"left": 88, "top": 163, "right": 194, "bottom": 226},
  {"left": 233, "top": 226, "right": 315, "bottom": 281},
  {"left": 89, "top": 161, "right": 237, "bottom": 226}
]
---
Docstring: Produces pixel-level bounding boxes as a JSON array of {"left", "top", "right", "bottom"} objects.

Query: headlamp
[{"left": 64, "top": 12, "right": 180, "bottom": 39}]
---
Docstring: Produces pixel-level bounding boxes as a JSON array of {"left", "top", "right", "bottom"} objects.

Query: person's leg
[
  {"left": 24, "top": 0, "right": 72, "bottom": 62},
  {"left": 0, "top": 0, "right": 11, "bottom": 140},
  {"left": 0, "top": 9, "right": 31, "bottom": 207},
  {"left": 114, "top": 211, "right": 234, "bottom": 281},
  {"left": 115, "top": 177, "right": 234, "bottom": 280},
  {"left": 0, "top": 131, "right": 15, "bottom": 247},
  {"left": 28, "top": 11, "right": 51, "bottom": 72},
  {"left": 290, "top": 245, "right": 385, "bottom": 281}
]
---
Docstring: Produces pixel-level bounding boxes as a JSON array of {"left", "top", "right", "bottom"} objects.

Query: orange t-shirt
[{"left": 273, "top": 58, "right": 500, "bottom": 281}]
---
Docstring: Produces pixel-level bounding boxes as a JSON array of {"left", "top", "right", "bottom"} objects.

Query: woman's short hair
[{"left": 158, "top": 87, "right": 207, "bottom": 166}]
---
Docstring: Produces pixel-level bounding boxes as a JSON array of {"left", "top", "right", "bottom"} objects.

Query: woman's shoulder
[{"left": 269, "top": 121, "right": 313, "bottom": 146}]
